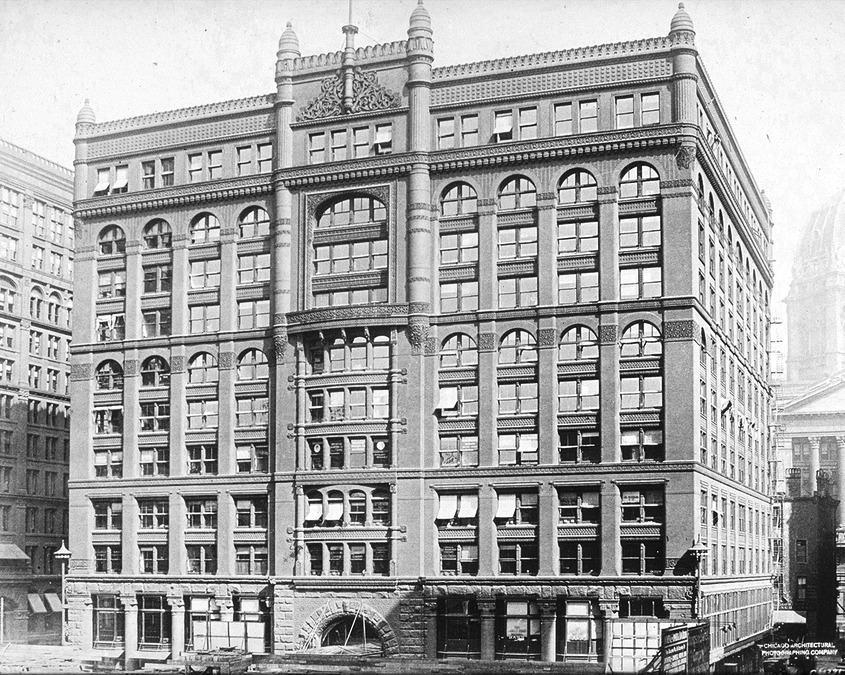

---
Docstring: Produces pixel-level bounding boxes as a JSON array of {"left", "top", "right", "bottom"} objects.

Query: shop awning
[
  {"left": 28, "top": 593, "right": 48, "bottom": 614},
  {"left": 128, "top": 649, "right": 171, "bottom": 661},
  {"left": 0, "top": 543, "right": 29, "bottom": 560},
  {"left": 44, "top": 593, "right": 62, "bottom": 613},
  {"left": 773, "top": 609, "right": 806, "bottom": 624}
]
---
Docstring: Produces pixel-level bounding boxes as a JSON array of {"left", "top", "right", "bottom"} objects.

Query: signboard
[{"left": 661, "top": 622, "right": 710, "bottom": 674}]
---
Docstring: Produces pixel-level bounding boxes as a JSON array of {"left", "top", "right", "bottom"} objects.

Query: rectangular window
[
  {"left": 439, "top": 435, "right": 479, "bottom": 467},
  {"left": 236, "top": 397, "right": 269, "bottom": 427},
  {"left": 189, "top": 259, "right": 221, "bottom": 288},
  {"left": 497, "top": 433, "right": 539, "bottom": 466},
  {"left": 559, "top": 541, "right": 599, "bottom": 575},
  {"left": 440, "top": 543, "right": 479, "bottom": 576},
  {"left": 615, "top": 95, "right": 634, "bottom": 129},
  {"left": 189, "top": 304, "right": 220, "bottom": 333},
  {"left": 140, "top": 546, "right": 168, "bottom": 574},
  {"left": 188, "top": 153, "right": 203, "bottom": 182},
  {"left": 31, "top": 244, "right": 43, "bottom": 268},
  {"left": 236, "top": 444, "right": 269, "bottom": 474},
  {"left": 440, "top": 230, "right": 479, "bottom": 264},
  {"left": 352, "top": 127, "right": 369, "bottom": 157},
  {"left": 373, "top": 124, "right": 393, "bottom": 154},
  {"left": 237, "top": 146, "right": 252, "bottom": 176},
  {"left": 238, "top": 253, "right": 271, "bottom": 284},
  {"left": 498, "top": 224, "right": 538, "bottom": 259},
  {"left": 558, "top": 271, "right": 599, "bottom": 304},
  {"left": 186, "top": 545, "right": 217, "bottom": 575},
  {"left": 161, "top": 157, "right": 175, "bottom": 186},
  {"left": 558, "top": 219, "right": 598, "bottom": 254},
  {"left": 579, "top": 100, "right": 598, "bottom": 133},
  {"left": 309, "top": 133, "right": 326, "bottom": 164},
  {"left": 493, "top": 110, "right": 513, "bottom": 142},
  {"left": 620, "top": 267, "right": 662, "bottom": 300},
  {"left": 796, "top": 539, "right": 808, "bottom": 563},
  {"left": 235, "top": 497, "right": 267, "bottom": 529},
  {"left": 619, "top": 215, "right": 661, "bottom": 249},
  {"left": 498, "top": 543, "right": 539, "bottom": 575},
  {"left": 437, "top": 118, "right": 455, "bottom": 149},
  {"left": 186, "top": 498, "right": 217, "bottom": 529},
  {"left": 0, "top": 186, "right": 19, "bottom": 226},
  {"left": 142, "top": 160, "right": 156, "bottom": 189},
  {"left": 554, "top": 102, "right": 573, "bottom": 136},
  {"left": 558, "top": 429, "right": 600, "bottom": 464},
  {"left": 498, "top": 276, "right": 538, "bottom": 308},
  {"left": 621, "top": 488, "right": 664, "bottom": 522},
  {"left": 237, "top": 299, "right": 270, "bottom": 329},
  {"left": 93, "top": 595, "right": 125, "bottom": 645},
  {"left": 641, "top": 93, "right": 660, "bottom": 125},
  {"left": 112, "top": 165, "right": 128, "bottom": 193},
  {"left": 143, "top": 264, "right": 172, "bottom": 294},
  {"left": 94, "top": 448, "right": 123, "bottom": 478},
  {"left": 187, "top": 444, "right": 218, "bottom": 474},
  {"left": 93, "top": 500, "right": 123, "bottom": 530},
  {"left": 621, "top": 541, "right": 664, "bottom": 575},
  {"left": 140, "top": 447, "right": 169, "bottom": 476},
  {"left": 518, "top": 107, "right": 537, "bottom": 140},
  {"left": 138, "top": 500, "right": 169, "bottom": 529},
  {"left": 440, "top": 280, "right": 479, "bottom": 313},
  {"left": 330, "top": 130, "right": 348, "bottom": 161},
  {"left": 460, "top": 114, "right": 479, "bottom": 146},
  {"left": 257, "top": 143, "right": 272, "bottom": 172},
  {"left": 139, "top": 402, "right": 170, "bottom": 432},
  {"left": 558, "top": 378, "right": 600, "bottom": 412},
  {"left": 142, "top": 309, "right": 171, "bottom": 338}
]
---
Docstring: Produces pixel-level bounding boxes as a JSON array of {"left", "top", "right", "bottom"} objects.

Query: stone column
[
  {"left": 122, "top": 494, "right": 138, "bottom": 575},
  {"left": 599, "top": 322, "right": 620, "bottom": 463},
  {"left": 217, "top": 490, "right": 234, "bottom": 576},
  {"left": 601, "top": 481, "right": 620, "bottom": 575},
  {"left": 539, "top": 598, "right": 558, "bottom": 662},
  {"left": 168, "top": 493, "right": 185, "bottom": 576},
  {"left": 122, "top": 350, "right": 140, "bottom": 479},
  {"left": 473, "top": 485, "right": 495, "bottom": 577},
  {"left": 168, "top": 355, "right": 187, "bottom": 477},
  {"left": 476, "top": 330, "right": 497, "bottom": 468},
  {"left": 538, "top": 327, "right": 558, "bottom": 465},
  {"left": 477, "top": 597, "right": 496, "bottom": 661},
  {"left": 217, "top": 345, "right": 236, "bottom": 474},
  {"left": 218, "top": 233, "right": 238, "bottom": 332},
  {"left": 809, "top": 437, "right": 821, "bottom": 495},
  {"left": 538, "top": 483, "right": 559, "bottom": 576},
  {"left": 124, "top": 240, "right": 143, "bottom": 340},
  {"left": 599, "top": 599, "right": 617, "bottom": 667},
  {"left": 170, "top": 236, "right": 189, "bottom": 335},
  {"left": 423, "top": 598, "right": 439, "bottom": 659},
  {"left": 121, "top": 594, "right": 138, "bottom": 658},
  {"left": 536, "top": 194, "right": 557, "bottom": 306},
  {"left": 168, "top": 595, "right": 185, "bottom": 658}
]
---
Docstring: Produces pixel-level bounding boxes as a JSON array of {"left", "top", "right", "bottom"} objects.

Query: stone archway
[{"left": 296, "top": 600, "right": 399, "bottom": 656}]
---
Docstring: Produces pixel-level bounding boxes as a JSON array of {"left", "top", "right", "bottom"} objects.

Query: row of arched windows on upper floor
[
  {"left": 94, "top": 349, "right": 268, "bottom": 390},
  {"left": 97, "top": 207, "right": 270, "bottom": 256},
  {"left": 0, "top": 276, "right": 71, "bottom": 324},
  {"left": 440, "top": 163, "right": 660, "bottom": 217},
  {"left": 438, "top": 323, "right": 663, "bottom": 368}
]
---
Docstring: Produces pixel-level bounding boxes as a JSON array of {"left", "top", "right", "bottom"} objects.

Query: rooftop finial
[
  {"left": 670, "top": 1, "right": 694, "bottom": 34},
  {"left": 409, "top": 0, "right": 431, "bottom": 36},
  {"left": 278, "top": 21, "right": 300, "bottom": 57},
  {"left": 76, "top": 98, "right": 95, "bottom": 125}
]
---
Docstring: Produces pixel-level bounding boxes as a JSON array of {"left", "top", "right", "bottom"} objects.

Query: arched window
[
  {"left": 0, "top": 277, "right": 16, "bottom": 313},
  {"left": 559, "top": 326, "right": 599, "bottom": 361},
  {"left": 188, "top": 352, "right": 218, "bottom": 384},
  {"left": 372, "top": 491, "right": 390, "bottom": 525},
  {"left": 697, "top": 175, "right": 704, "bottom": 198},
  {"left": 441, "top": 183, "right": 478, "bottom": 216},
  {"left": 349, "top": 491, "right": 367, "bottom": 525},
  {"left": 142, "top": 219, "right": 171, "bottom": 249},
  {"left": 29, "top": 288, "right": 43, "bottom": 319},
  {"left": 317, "top": 195, "right": 386, "bottom": 228},
  {"left": 189, "top": 213, "right": 220, "bottom": 244},
  {"left": 620, "top": 322, "right": 662, "bottom": 358},
  {"left": 499, "top": 330, "right": 537, "bottom": 365},
  {"left": 239, "top": 207, "right": 270, "bottom": 238},
  {"left": 708, "top": 194, "right": 715, "bottom": 215},
  {"left": 141, "top": 356, "right": 170, "bottom": 387},
  {"left": 440, "top": 333, "right": 478, "bottom": 368},
  {"left": 498, "top": 176, "right": 536, "bottom": 211},
  {"left": 47, "top": 293, "right": 62, "bottom": 324},
  {"left": 619, "top": 163, "right": 660, "bottom": 200},
  {"left": 98, "top": 225, "right": 125, "bottom": 255},
  {"left": 237, "top": 349, "right": 268, "bottom": 380},
  {"left": 95, "top": 360, "right": 123, "bottom": 390},
  {"left": 558, "top": 170, "right": 598, "bottom": 204}
]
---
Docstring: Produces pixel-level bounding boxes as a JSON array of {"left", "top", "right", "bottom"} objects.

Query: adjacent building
[
  {"left": 0, "top": 139, "right": 74, "bottom": 643},
  {"left": 777, "top": 188, "right": 845, "bottom": 642},
  {"left": 67, "top": 3, "right": 775, "bottom": 670}
]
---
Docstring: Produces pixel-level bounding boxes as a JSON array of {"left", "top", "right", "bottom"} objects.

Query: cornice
[
  {"left": 431, "top": 36, "right": 672, "bottom": 82},
  {"left": 74, "top": 175, "right": 273, "bottom": 219}
]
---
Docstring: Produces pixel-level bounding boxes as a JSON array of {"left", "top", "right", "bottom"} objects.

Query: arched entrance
[
  {"left": 320, "top": 614, "right": 384, "bottom": 655},
  {"left": 297, "top": 601, "right": 399, "bottom": 656}
]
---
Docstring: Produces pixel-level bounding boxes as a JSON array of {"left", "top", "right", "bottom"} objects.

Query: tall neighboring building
[
  {"left": 777, "top": 190, "right": 845, "bottom": 641},
  {"left": 67, "top": 3, "right": 775, "bottom": 670},
  {"left": 0, "top": 139, "right": 74, "bottom": 643}
]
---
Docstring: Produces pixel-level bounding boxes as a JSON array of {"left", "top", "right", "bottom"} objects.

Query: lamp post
[
  {"left": 54, "top": 540, "right": 71, "bottom": 647},
  {"left": 689, "top": 539, "right": 708, "bottom": 620}
]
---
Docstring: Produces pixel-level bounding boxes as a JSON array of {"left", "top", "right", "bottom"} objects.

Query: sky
[{"left": 1, "top": 0, "right": 844, "bottom": 315}]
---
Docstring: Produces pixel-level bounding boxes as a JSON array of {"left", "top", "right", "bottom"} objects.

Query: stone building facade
[
  {"left": 0, "top": 138, "right": 74, "bottom": 643},
  {"left": 67, "top": 2, "right": 774, "bottom": 669}
]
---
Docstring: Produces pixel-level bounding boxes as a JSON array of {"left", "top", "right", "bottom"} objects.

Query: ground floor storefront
[{"left": 65, "top": 576, "right": 771, "bottom": 670}]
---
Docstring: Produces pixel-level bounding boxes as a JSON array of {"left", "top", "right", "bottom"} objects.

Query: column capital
[
  {"left": 476, "top": 597, "right": 496, "bottom": 614},
  {"left": 120, "top": 594, "right": 138, "bottom": 610},
  {"left": 836, "top": 436, "right": 845, "bottom": 448},
  {"left": 809, "top": 437, "right": 821, "bottom": 449}
]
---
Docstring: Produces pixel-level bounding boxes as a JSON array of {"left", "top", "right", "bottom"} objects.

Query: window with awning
[
  {"left": 437, "top": 494, "right": 458, "bottom": 521},
  {"left": 44, "top": 593, "right": 62, "bottom": 613},
  {"left": 495, "top": 493, "right": 517, "bottom": 520}
]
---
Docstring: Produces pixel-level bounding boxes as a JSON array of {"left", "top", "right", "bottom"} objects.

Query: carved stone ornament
[
  {"left": 599, "top": 325, "right": 618, "bottom": 344},
  {"left": 70, "top": 363, "right": 93, "bottom": 381},
  {"left": 664, "top": 320, "right": 695, "bottom": 340},
  {"left": 296, "top": 68, "right": 401, "bottom": 121},
  {"left": 171, "top": 355, "right": 186, "bottom": 374},
  {"left": 219, "top": 352, "right": 235, "bottom": 370},
  {"left": 274, "top": 333, "right": 288, "bottom": 363},
  {"left": 477, "top": 332, "right": 497, "bottom": 352},
  {"left": 676, "top": 145, "right": 696, "bottom": 170},
  {"left": 407, "top": 318, "right": 429, "bottom": 353},
  {"left": 538, "top": 328, "right": 557, "bottom": 348}
]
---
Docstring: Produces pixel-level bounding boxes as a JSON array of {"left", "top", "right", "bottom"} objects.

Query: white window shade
[
  {"left": 28, "top": 594, "right": 48, "bottom": 614},
  {"left": 494, "top": 113, "right": 513, "bottom": 134},
  {"left": 324, "top": 500, "right": 343, "bottom": 521},
  {"left": 581, "top": 492, "right": 600, "bottom": 508},
  {"left": 495, "top": 493, "right": 517, "bottom": 519},
  {"left": 457, "top": 494, "right": 478, "bottom": 519},
  {"left": 93, "top": 175, "right": 110, "bottom": 193},
  {"left": 620, "top": 431, "right": 639, "bottom": 445},
  {"left": 375, "top": 125, "right": 392, "bottom": 144},
  {"left": 305, "top": 500, "right": 323, "bottom": 521},
  {"left": 44, "top": 593, "right": 62, "bottom": 613},
  {"left": 437, "top": 387, "right": 458, "bottom": 411},
  {"left": 111, "top": 175, "right": 128, "bottom": 191},
  {"left": 436, "top": 494, "right": 458, "bottom": 520}
]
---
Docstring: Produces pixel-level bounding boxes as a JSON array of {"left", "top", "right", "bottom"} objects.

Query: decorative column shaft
[{"left": 809, "top": 437, "right": 821, "bottom": 496}]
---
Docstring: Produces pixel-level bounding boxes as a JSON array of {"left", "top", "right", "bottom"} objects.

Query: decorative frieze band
[
  {"left": 70, "top": 363, "right": 92, "bottom": 381},
  {"left": 663, "top": 320, "right": 695, "bottom": 340}
]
